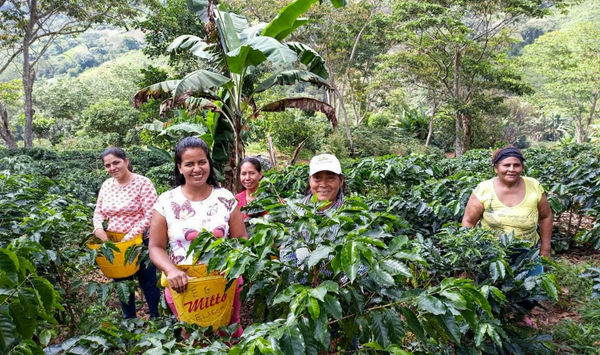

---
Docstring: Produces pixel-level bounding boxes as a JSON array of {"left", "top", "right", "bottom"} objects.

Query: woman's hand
[
  {"left": 167, "top": 267, "right": 188, "bottom": 294},
  {"left": 94, "top": 229, "right": 110, "bottom": 242},
  {"left": 121, "top": 233, "right": 135, "bottom": 242}
]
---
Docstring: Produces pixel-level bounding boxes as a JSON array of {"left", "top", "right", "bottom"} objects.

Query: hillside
[{"left": 0, "top": 26, "right": 147, "bottom": 82}]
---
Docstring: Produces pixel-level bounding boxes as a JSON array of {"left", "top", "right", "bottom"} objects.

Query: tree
[
  {"left": 80, "top": 99, "right": 140, "bottom": 146},
  {"left": 134, "top": 0, "right": 346, "bottom": 188},
  {"left": 134, "top": 0, "right": 206, "bottom": 72},
  {"left": 382, "top": 0, "right": 568, "bottom": 156},
  {"left": 33, "top": 77, "right": 92, "bottom": 138},
  {"left": 290, "top": 0, "right": 394, "bottom": 154},
  {"left": 0, "top": 0, "right": 155, "bottom": 148},
  {"left": 0, "top": 79, "right": 22, "bottom": 149},
  {"left": 521, "top": 22, "right": 600, "bottom": 143}
]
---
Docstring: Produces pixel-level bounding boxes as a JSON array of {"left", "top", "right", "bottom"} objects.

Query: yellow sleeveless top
[{"left": 473, "top": 176, "right": 544, "bottom": 246}]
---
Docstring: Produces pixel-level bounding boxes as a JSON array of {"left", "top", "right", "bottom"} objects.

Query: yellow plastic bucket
[
  {"left": 162, "top": 264, "right": 237, "bottom": 329},
  {"left": 86, "top": 232, "right": 143, "bottom": 278}
]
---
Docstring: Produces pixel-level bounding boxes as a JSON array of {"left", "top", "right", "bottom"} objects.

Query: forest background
[
  {"left": 0, "top": 0, "right": 599, "bottom": 161},
  {"left": 2, "top": 0, "right": 600, "bottom": 354}
]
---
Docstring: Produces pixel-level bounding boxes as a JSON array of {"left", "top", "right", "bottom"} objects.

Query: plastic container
[
  {"left": 161, "top": 264, "right": 237, "bottom": 329},
  {"left": 87, "top": 232, "right": 143, "bottom": 278}
]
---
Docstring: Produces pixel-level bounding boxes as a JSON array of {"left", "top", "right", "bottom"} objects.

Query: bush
[
  {"left": 351, "top": 125, "right": 444, "bottom": 158},
  {"left": 146, "top": 162, "right": 174, "bottom": 194},
  {"left": 367, "top": 111, "right": 392, "bottom": 128},
  {"left": 268, "top": 110, "right": 331, "bottom": 153},
  {"left": 321, "top": 129, "right": 350, "bottom": 160}
]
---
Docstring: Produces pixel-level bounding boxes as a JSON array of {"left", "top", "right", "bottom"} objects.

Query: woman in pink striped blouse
[{"left": 93, "top": 147, "right": 161, "bottom": 319}]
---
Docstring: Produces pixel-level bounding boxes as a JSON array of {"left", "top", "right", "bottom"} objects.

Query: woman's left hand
[
  {"left": 167, "top": 267, "right": 188, "bottom": 294},
  {"left": 121, "top": 234, "right": 135, "bottom": 242}
]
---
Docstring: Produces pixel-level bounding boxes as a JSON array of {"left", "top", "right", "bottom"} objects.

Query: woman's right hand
[
  {"left": 94, "top": 229, "right": 110, "bottom": 242},
  {"left": 167, "top": 267, "right": 188, "bottom": 294}
]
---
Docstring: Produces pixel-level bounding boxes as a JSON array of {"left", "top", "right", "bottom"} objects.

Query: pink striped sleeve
[
  {"left": 125, "top": 177, "right": 158, "bottom": 239},
  {"left": 92, "top": 181, "right": 108, "bottom": 231}
]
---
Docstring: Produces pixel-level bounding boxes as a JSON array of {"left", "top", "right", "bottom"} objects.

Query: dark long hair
[
  {"left": 238, "top": 157, "right": 263, "bottom": 191},
  {"left": 101, "top": 147, "right": 133, "bottom": 172},
  {"left": 174, "top": 137, "right": 218, "bottom": 187}
]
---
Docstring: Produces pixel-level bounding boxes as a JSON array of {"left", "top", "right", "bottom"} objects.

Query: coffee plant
[{"left": 0, "top": 143, "right": 598, "bottom": 354}]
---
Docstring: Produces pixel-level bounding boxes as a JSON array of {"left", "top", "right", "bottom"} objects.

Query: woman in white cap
[
  {"left": 281, "top": 153, "right": 359, "bottom": 282},
  {"left": 303, "top": 153, "right": 345, "bottom": 210}
]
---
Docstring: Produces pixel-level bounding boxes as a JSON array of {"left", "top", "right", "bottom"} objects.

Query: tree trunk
[
  {"left": 455, "top": 113, "right": 463, "bottom": 156},
  {"left": 574, "top": 118, "right": 584, "bottom": 143},
  {"left": 288, "top": 139, "right": 306, "bottom": 166},
  {"left": 230, "top": 112, "right": 244, "bottom": 191},
  {"left": 453, "top": 47, "right": 464, "bottom": 156},
  {"left": 22, "top": 0, "right": 37, "bottom": 148},
  {"left": 582, "top": 91, "right": 599, "bottom": 143},
  {"left": 425, "top": 103, "right": 439, "bottom": 147},
  {"left": 335, "top": 89, "right": 355, "bottom": 158},
  {"left": 267, "top": 133, "right": 278, "bottom": 170},
  {"left": 461, "top": 112, "right": 471, "bottom": 152},
  {"left": 0, "top": 102, "right": 19, "bottom": 149}
]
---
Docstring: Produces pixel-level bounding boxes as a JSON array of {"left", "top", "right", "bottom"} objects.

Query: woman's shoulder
[
  {"left": 100, "top": 177, "right": 115, "bottom": 189},
  {"left": 476, "top": 178, "right": 494, "bottom": 189},
  {"left": 522, "top": 176, "right": 540, "bottom": 185},
  {"left": 213, "top": 186, "right": 235, "bottom": 199},
  {"left": 522, "top": 176, "right": 544, "bottom": 194},
  {"left": 473, "top": 178, "right": 494, "bottom": 198},
  {"left": 130, "top": 173, "right": 154, "bottom": 186},
  {"left": 157, "top": 186, "right": 182, "bottom": 201},
  {"left": 235, "top": 190, "right": 245, "bottom": 201}
]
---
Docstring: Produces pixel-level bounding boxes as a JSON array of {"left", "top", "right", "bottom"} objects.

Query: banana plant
[{"left": 133, "top": 0, "right": 346, "bottom": 188}]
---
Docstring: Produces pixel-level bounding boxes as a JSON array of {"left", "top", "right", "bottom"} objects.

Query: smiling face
[
  {"left": 494, "top": 157, "right": 523, "bottom": 183},
  {"left": 178, "top": 148, "right": 210, "bottom": 188},
  {"left": 309, "top": 170, "right": 344, "bottom": 206},
  {"left": 102, "top": 154, "right": 130, "bottom": 181},
  {"left": 240, "top": 161, "right": 262, "bottom": 193}
]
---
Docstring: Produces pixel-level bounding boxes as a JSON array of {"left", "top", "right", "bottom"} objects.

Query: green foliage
[
  {"left": 134, "top": 0, "right": 206, "bottom": 71},
  {"left": 171, "top": 188, "right": 558, "bottom": 354},
  {"left": 379, "top": 0, "right": 551, "bottom": 153},
  {"left": 134, "top": 0, "right": 343, "bottom": 188},
  {"left": 553, "top": 318, "right": 600, "bottom": 355},
  {"left": 0, "top": 239, "right": 62, "bottom": 354},
  {"left": 392, "top": 107, "right": 429, "bottom": 140},
  {"left": 0, "top": 142, "right": 598, "bottom": 353},
  {"left": 368, "top": 111, "right": 392, "bottom": 128},
  {"left": 79, "top": 99, "right": 141, "bottom": 146},
  {"left": 350, "top": 125, "right": 444, "bottom": 159},
  {"left": 520, "top": 21, "right": 600, "bottom": 143},
  {"left": 268, "top": 110, "right": 331, "bottom": 153},
  {"left": 146, "top": 163, "right": 175, "bottom": 194},
  {"left": 321, "top": 129, "right": 351, "bottom": 161}
]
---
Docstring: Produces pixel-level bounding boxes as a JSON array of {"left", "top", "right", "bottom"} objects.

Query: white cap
[{"left": 309, "top": 154, "right": 342, "bottom": 176}]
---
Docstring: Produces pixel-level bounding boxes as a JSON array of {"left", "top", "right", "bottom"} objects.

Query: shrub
[
  {"left": 367, "top": 111, "right": 393, "bottom": 128},
  {"left": 267, "top": 110, "right": 331, "bottom": 153},
  {"left": 351, "top": 125, "right": 444, "bottom": 158},
  {"left": 146, "top": 162, "right": 174, "bottom": 194}
]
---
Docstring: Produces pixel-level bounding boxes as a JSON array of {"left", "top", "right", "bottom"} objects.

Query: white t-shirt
[{"left": 154, "top": 186, "right": 238, "bottom": 265}]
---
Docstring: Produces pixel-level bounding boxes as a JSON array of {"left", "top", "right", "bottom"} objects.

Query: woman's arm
[
  {"left": 462, "top": 193, "right": 485, "bottom": 228},
  {"left": 537, "top": 193, "right": 553, "bottom": 259},
  {"left": 92, "top": 183, "right": 109, "bottom": 242},
  {"left": 124, "top": 177, "right": 158, "bottom": 240},
  {"left": 228, "top": 206, "right": 248, "bottom": 240},
  {"left": 148, "top": 210, "right": 188, "bottom": 293}
]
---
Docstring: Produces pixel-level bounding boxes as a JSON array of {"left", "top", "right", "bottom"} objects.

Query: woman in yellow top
[{"left": 462, "top": 146, "right": 552, "bottom": 271}]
